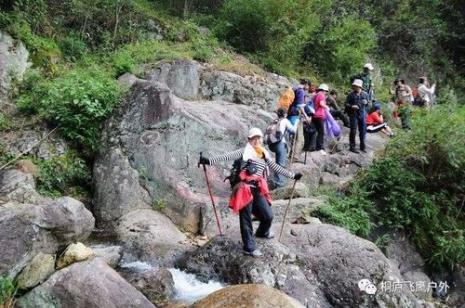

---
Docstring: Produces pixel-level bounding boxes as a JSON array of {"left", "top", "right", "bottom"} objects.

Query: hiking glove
[
  {"left": 294, "top": 172, "right": 303, "bottom": 180},
  {"left": 198, "top": 156, "right": 210, "bottom": 166}
]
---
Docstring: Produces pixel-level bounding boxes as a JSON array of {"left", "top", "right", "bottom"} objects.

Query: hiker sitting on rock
[
  {"left": 198, "top": 128, "right": 302, "bottom": 257},
  {"left": 366, "top": 102, "right": 394, "bottom": 137}
]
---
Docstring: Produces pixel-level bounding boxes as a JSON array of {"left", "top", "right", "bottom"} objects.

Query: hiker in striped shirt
[{"left": 199, "top": 127, "right": 302, "bottom": 257}]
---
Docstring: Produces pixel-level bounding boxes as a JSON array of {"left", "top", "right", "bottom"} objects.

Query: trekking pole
[
  {"left": 198, "top": 152, "right": 223, "bottom": 236},
  {"left": 289, "top": 125, "right": 299, "bottom": 168},
  {"left": 304, "top": 150, "right": 308, "bottom": 165},
  {"left": 278, "top": 179, "right": 298, "bottom": 242}
]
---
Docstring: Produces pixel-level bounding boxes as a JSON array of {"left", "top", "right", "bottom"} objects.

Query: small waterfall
[
  {"left": 119, "top": 261, "right": 154, "bottom": 272},
  {"left": 168, "top": 268, "right": 224, "bottom": 304}
]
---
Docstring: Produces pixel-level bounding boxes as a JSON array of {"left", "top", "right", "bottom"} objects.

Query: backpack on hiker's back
[
  {"left": 264, "top": 118, "right": 283, "bottom": 146},
  {"left": 224, "top": 158, "right": 243, "bottom": 189},
  {"left": 277, "top": 87, "right": 295, "bottom": 112}
]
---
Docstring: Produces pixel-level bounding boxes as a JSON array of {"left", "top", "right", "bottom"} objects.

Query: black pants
[
  {"left": 303, "top": 123, "right": 316, "bottom": 152},
  {"left": 330, "top": 110, "right": 349, "bottom": 127},
  {"left": 313, "top": 118, "right": 325, "bottom": 151},
  {"left": 349, "top": 115, "right": 366, "bottom": 151},
  {"left": 239, "top": 187, "right": 273, "bottom": 252}
]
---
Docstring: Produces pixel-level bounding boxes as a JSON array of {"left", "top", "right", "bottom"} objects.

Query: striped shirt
[{"left": 209, "top": 149, "right": 295, "bottom": 179}]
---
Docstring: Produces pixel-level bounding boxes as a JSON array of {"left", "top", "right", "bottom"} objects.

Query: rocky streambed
[{"left": 1, "top": 33, "right": 464, "bottom": 307}]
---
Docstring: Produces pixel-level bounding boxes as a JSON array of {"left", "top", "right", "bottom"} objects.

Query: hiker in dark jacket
[
  {"left": 287, "top": 79, "right": 310, "bottom": 125},
  {"left": 199, "top": 128, "right": 302, "bottom": 257},
  {"left": 327, "top": 90, "right": 349, "bottom": 127},
  {"left": 345, "top": 79, "right": 369, "bottom": 153}
]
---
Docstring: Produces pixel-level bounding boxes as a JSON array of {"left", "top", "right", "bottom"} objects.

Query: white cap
[
  {"left": 352, "top": 79, "right": 363, "bottom": 88},
  {"left": 318, "top": 83, "right": 329, "bottom": 91},
  {"left": 248, "top": 127, "right": 263, "bottom": 139},
  {"left": 364, "top": 63, "right": 374, "bottom": 70}
]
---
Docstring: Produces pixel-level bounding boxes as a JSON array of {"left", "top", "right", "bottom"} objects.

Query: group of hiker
[{"left": 198, "top": 62, "right": 436, "bottom": 257}]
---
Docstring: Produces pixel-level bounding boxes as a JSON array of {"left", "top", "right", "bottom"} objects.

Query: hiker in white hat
[
  {"left": 361, "top": 63, "right": 375, "bottom": 101},
  {"left": 344, "top": 79, "right": 369, "bottom": 153},
  {"left": 198, "top": 127, "right": 302, "bottom": 257}
]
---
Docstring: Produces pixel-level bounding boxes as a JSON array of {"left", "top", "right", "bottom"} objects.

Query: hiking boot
[
  {"left": 349, "top": 148, "right": 359, "bottom": 154},
  {"left": 243, "top": 249, "right": 263, "bottom": 257},
  {"left": 256, "top": 231, "right": 275, "bottom": 239},
  {"left": 360, "top": 149, "right": 367, "bottom": 153}
]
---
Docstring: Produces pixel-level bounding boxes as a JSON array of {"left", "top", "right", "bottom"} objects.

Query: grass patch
[
  {"left": 34, "top": 151, "right": 91, "bottom": 198},
  {"left": 0, "top": 276, "right": 15, "bottom": 308},
  {"left": 315, "top": 104, "right": 465, "bottom": 271}
]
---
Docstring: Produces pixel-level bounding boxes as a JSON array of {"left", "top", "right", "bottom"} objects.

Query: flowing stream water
[{"left": 119, "top": 260, "right": 224, "bottom": 304}]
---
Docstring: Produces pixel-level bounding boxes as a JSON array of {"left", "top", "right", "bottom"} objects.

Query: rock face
[
  {"left": 56, "top": 242, "right": 95, "bottom": 269},
  {"left": 191, "top": 284, "right": 304, "bottom": 308},
  {"left": 147, "top": 60, "right": 290, "bottom": 110},
  {"left": 94, "top": 79, "right": 274, "bottom": 235},
  {"left": 0, "top": 31, "right": 30, "bottom": 111},
  {"left": 16, "top": 253, "right": 55, "bottom": 290},
  {"left": 90, "top": 244, "right": 123, "bottom": 268},
  {"left": 123, "top": 268, "right": 175, "bottom": 306},
  {"left": 178, "top": 236, "right": 331, "bottom": 307},
  {"left": 95, "top": 62, "right": 387, "bottom": 238},
  {"left": 116, "top": 209, "right": 188, "bottom": 265},
  {"left": 16, "top": 258, "right": 155, "bottom": 308},
  {"left": 0, "top": 169, "right": 45, "bottom": 205},
  {"left": 2, "top": 126, "right": 68, "bottom": 160},
  {"left": 0, "top": 195, "right": 94, "bottom": 277},
  {"left": 93, "top": 147, "right": 152, "bottom": 230},
  {"left": 385, "top": 232, "right": 433, "bottom": 300},
  {"left": 180, "top": 223, "right": 423, "bottom": 307},
  {"left": 281, "top": 224, "right": 421, "bottom": 307}
]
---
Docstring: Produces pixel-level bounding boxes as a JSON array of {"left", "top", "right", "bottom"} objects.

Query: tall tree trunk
[
  {"left": 183, "top": 0, "right": 191, "bottom": 19},
  {"left": 113, "top": 1, "right": 123, "bottom": 47},
  {"left": 81, "top": 15, "right": 88, "bottom": 39}
]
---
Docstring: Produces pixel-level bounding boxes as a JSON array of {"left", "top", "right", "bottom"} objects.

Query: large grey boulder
[
  {"left": 16, "top": 253, "right": 56, "bottom": 290},
  {"left": 293, "top": 126, "right": 388, "bottom": 188},
  {"left": 2, "top": 125, "right": 68, "bottom": 160},
  {"left": 93, "top": 147, "right": 152, "bottom": 230},
  {"left": 148, "top": 60, "right": 201, "bottom": 100},
  {"left": 281, "top": 223, "right": 421, "bottom": 307},
  {"left": 122, "top": 268, "right": 175, "bottom": 306},
  {"left": 116, "top": 209, "right": 188, "bottom": 265},
  {"left": 0, "top": 196, "right": 94, "bottom": 277},
  {"left": 94, "top": 62, "right": 387, "bottom": 239},
  {"left": 94, "top": 80, "right": 273, "bottom": 234},
  {"left": 90, "top": 244, "right": 123, "bottom": 268},
  {"left": 0, "top": 169, "right": 45, "bottom": 205},
  {"left": 146, "top": 60, "right": 290, "bottom": 111},
  {"left": 178, "top": 236, "right": 331, "bottom": 307},
  {"left": 0, "top": 31, "right": 30, "bottom": 111},
  {"left": 191, "top": 284, "right": 304, "bottom": 308},
  {"left": 16, "top": 258, "right": 155, "bottom": 308},
  {"left": 385, "top": 232, "right": 433, "bottom": 300}
]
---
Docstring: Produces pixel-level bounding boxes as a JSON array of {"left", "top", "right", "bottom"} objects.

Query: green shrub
[
  {"left": 35, "top": 151, "right": 91, "bottom": 197},
  {"left": 309, "top": 16, "right": 376, "bottom": 83},
  {"left": 59, "top": 34, "right": 88, "bottom": 61},
  {"left": 0, "top": 113, "right": 10, "bottom": 131},
  {"left": 215, "top": 0, "right": 324, "bottom": 74},
  {"left": 0, "top": 276, "right": 15, "bottom": 307},
  {"left": 320, "top": 104, "right": 465, "bottom": 270},
  {"left": 5, "top": 21, "right": 61, "bottom": 75},
  {"left": 316, "top": 187, "right": 373, "bottom": 238},
  {"left": 17, "top": 66, "right": 124, "bottom": 152}
]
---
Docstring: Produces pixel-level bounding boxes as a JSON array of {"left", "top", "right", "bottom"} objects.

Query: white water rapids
[{"left": 119, "top": 261, "right": 224, "bottom": 304}]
